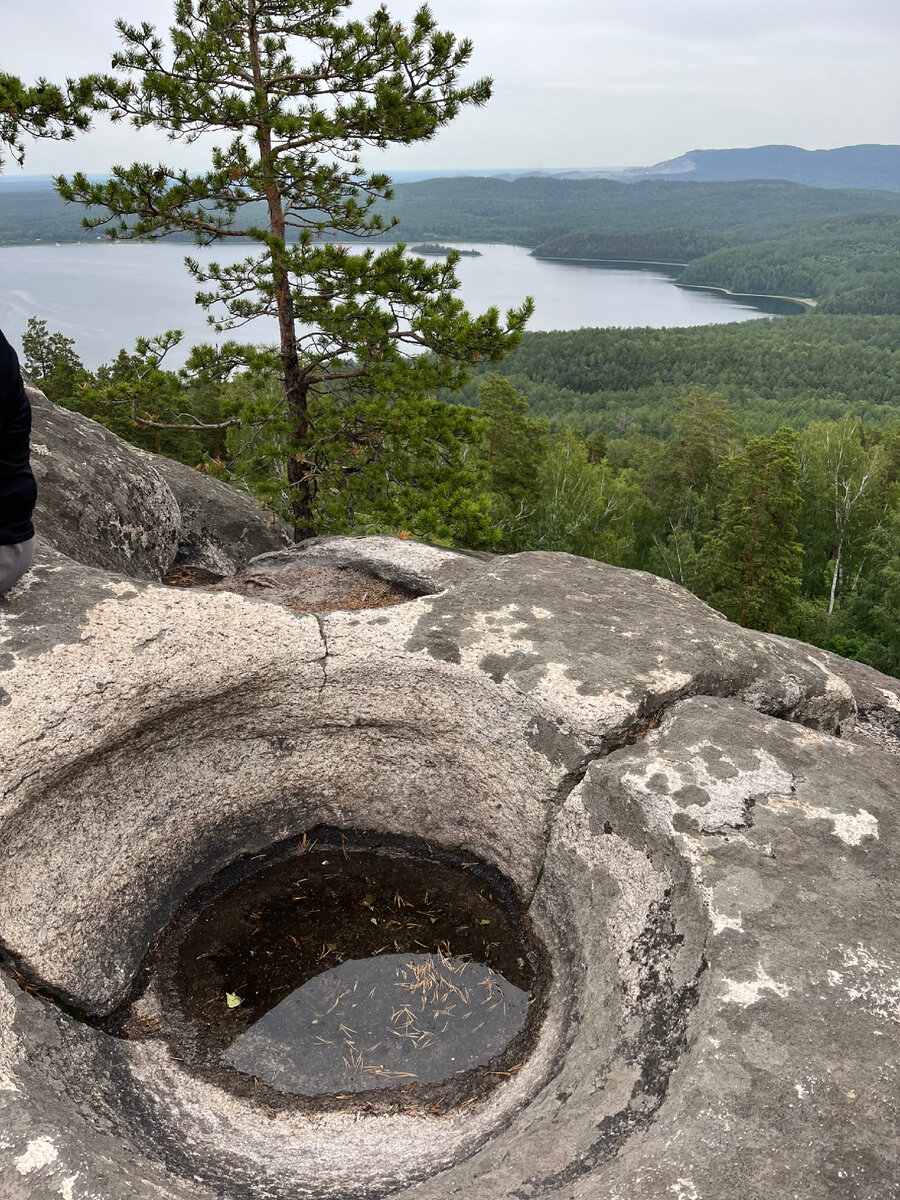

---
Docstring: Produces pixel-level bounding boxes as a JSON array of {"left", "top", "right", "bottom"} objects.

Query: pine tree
[
  {"left": 643, "top": 388, "right": 740, "bottom": 590},
  {"left": 671, "top": 387, "right": 739, "bottom": 495},
  {"left": 647, "top": 387, "right": 739, "bottom": 508},
  {"left": 696, "top": 427, "right": 803, "bottom": 632},
  {"left": 20, "top": 318, "right": 88, "bottom": 395},
  {"left": 477, "top": 373, "right": 547, "bottom": 545},
  {"left": 57, "top": 1, "right": 531, "bottom": 539}
]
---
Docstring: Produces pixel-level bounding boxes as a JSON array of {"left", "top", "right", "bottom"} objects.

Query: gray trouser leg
[{"left": 0, "top": 538, "right": 35, "bottom": 594}]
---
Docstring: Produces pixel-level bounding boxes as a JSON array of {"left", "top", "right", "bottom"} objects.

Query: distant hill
[
  {"left": 5, "top": 174, "right": 900, "bottom": 250},
  {"left": 379, "top": 177, "right": 900, "bottom": 315},
  {"left": 4, "top": 147, "right": 897, "bottom": 192},
  {"left": 558, "top": 145, "right": 900, "bottom": 192},
  {"left": 376, "top": 176, "right": 900, "bottom": 247}
]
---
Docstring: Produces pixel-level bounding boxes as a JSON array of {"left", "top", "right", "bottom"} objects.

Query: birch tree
[
  {"left": 523, "top": 429, "right": 644, "bottom": 564},
  {"left": 798, "top": 417, "right": 887, "bottom": 618}
]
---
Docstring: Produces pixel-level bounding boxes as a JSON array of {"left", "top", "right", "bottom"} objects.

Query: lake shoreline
[
  {"left": 529, "top": 252, "right": 815, "bottom": 311},
  {"left": 0, "top": 239, "right": 815, "bottom": 313},
  {"left": 676, "top": 280, "right": 815, "bottom": 312},
  {"left": 532, "top": 252, "right": 688, "bottom": 269}
]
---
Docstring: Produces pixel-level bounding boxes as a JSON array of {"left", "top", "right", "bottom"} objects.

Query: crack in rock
[{"left": 313, "top": 613, "right": 329, "bottom": 696}]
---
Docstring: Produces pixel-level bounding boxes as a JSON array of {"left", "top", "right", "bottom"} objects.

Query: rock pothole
[
  {"left": 167, "top": 559, "right": 424, "bottom": 614},
  {"left": 101, "top": 829, "right": 547, "bottom": 1116}
]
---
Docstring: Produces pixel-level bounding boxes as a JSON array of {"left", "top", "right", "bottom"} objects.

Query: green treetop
[
  {"left": 477, "top": 373, "right": 548, "bottom": 546},
  {"left": 641, "top": 387, "right": 741, "bottom": 591},
  {"left": 521, "top": 428, "right": 645, "bottom": 565},
  {"left": 843, "top": 508, "right": 900, "bottom": 677},
  {"left": 57, "top": 0, "right": 532, "bottom": 538},
  {"left": 648, "top": 387, "right": 739, "bottom": 505},
  {"left": 696, "top": 427, "right": 803, "bottom": 632},
  {"left": 797, "top": 417, "right": 888, "bottom": 618}
]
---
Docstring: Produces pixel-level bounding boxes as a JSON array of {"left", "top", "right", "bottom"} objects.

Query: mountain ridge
[
  {"left": 1, "top": 145, "right": 897, "bottom": 191},
  {"left": 555, "top": 144, "right": 900, "bottom": 191}
]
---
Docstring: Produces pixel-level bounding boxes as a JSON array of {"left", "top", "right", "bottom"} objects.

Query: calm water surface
[
  {"left": 223, "top": 953, "right": 529, "bottom": 1095},
  {"left": 139, "top": 838, "right": 539, "bottom": 1104},
  {"left": 0, "top": 241, "right": 789, "bottom": 369}
]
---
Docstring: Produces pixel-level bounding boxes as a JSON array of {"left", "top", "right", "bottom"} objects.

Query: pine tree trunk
[
  {"left": 286, "top": 377, "right": 316, "bottom": 542},
  {"left": 271, "top": 252, "right": 314, "bottom": 539},
  {"left": 249, "top": 0, "right": 315, "bottom": 541}
]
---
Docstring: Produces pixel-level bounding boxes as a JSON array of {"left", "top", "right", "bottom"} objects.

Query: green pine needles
[
  {"left": 57, "top": 0, "right": 532, "bottom": 538},
  {"left": 0, "top": 72, "right": 98, "bottom": 170}
]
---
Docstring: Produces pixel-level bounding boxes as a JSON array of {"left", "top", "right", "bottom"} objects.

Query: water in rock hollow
[{"left": 150, "top": 835, "right": 539, "bottom": 1103}]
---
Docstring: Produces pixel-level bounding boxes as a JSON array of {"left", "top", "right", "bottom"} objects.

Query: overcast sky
[{"left": 5, "top": 0, "right": 899, "bottom": 175}]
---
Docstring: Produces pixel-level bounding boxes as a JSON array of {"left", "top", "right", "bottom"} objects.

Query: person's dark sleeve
[{"left": 0, "top": 329, "right": 37, "bottom": 545}]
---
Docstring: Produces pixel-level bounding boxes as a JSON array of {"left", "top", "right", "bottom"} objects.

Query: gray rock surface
[
  {"left": 1, "top": 443, "right": 899, "bottom": 1197},
  {"left": 29, "top": 387, "right": 291, "bottom": 578},
  {"left": 277, "top": 534, "right": 495, "bottom": 593},
  {"left": 138, "top": 449, "right": 292, "bottom": 574},
  {"left": 28, "top": 386, "right": 180, "bottom": 580}
]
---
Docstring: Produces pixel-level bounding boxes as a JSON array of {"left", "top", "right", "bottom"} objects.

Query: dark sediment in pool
[{"left": 110, "top": 831, "right": 545, "bottom": 1113}]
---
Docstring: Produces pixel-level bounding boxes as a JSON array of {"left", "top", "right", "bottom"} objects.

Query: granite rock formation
[
  {"left": 1, "top": 389, "right": 898, "bottom": 1200},
  {"left": 28, "top": 385, "right": 292, "bottom": 577}
]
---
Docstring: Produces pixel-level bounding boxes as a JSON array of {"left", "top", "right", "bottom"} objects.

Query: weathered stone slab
[
  {"left": 412, "top": 695, "right": 898, "bottom": 1199},
  {"left": 0, "top": 543, "right": 577, "bottom": 1016},
  {"left": 590, "top": 697, "right": 900, "bottom": 1200},
  {"left": 246, "top": 533, "right": 493, "bottom": 594},
  {"left": 136, "top": 448, "right": 292, "bottom": 574},
  {"left": 324, "top": 548, "right": 890, "bottom": 746},
  {"left": 28, "top": 387, "right": 180, "bottom": 580},
  {"left": 29, "top": 388, "right": 291, "bottom": 579}
]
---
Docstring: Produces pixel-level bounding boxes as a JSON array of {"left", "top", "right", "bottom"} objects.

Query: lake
[{"left": 0, "top": 241, "right": 800, "bottom": 370}]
